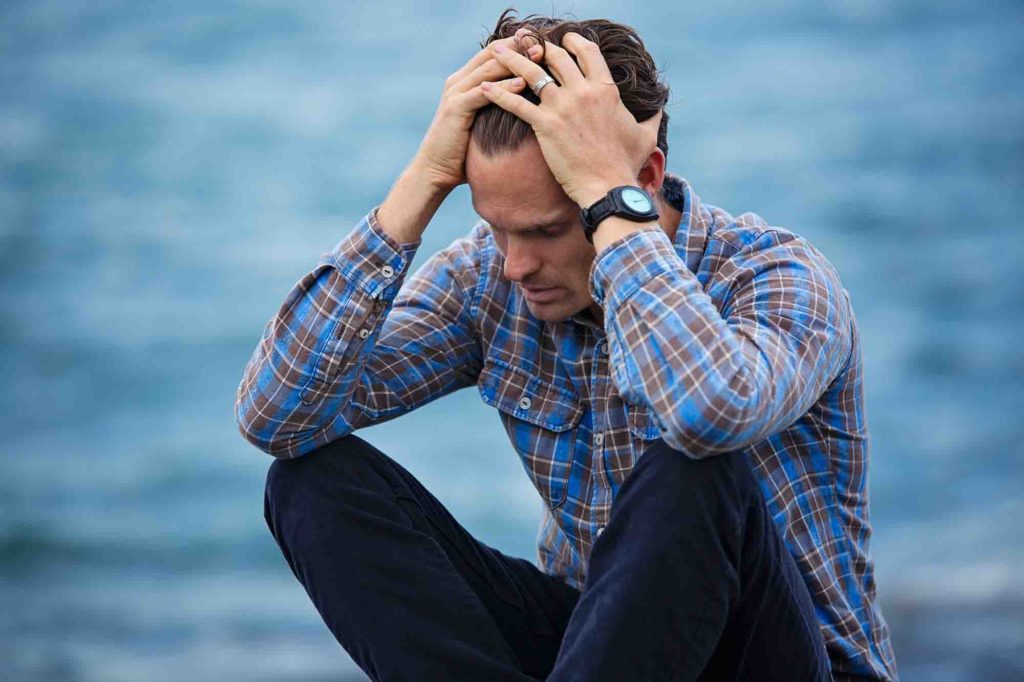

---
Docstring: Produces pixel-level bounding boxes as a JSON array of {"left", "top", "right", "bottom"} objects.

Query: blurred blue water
[{"left": 1, "top": 1, "right": 1022, "bottom": 680}]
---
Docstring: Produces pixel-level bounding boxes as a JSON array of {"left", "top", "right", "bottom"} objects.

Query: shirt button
[
  {"left": 596, "top": 526, "right": 605, "bottom": 538},
  {"left": 381, "top": 265, "right": 395, "bottom": 279},
  {"left": 518, "top": 396, "right": 532, "bottom": 410},
  {"left": 593, "top": 432, "right": 604, "bottom": 447},
  {"left": 357, "top": 328, "right": 370, "bottom": 339},
  {"left": 598, "top": 340, "right": 609, "bottom": 356}
]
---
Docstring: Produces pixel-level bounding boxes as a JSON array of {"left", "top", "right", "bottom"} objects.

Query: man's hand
[
  {"left": 376, "top": 36, "right": 542, "bottom": 244},
  {"left": 414, "top": 35, "right": 543, "bottom": 192},
  {"left": 481, "top": 31, "right": 662, "bottom": 208}
]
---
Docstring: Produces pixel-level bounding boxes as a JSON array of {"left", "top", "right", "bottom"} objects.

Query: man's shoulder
[
  {"left": 694, "top": 200, "right": 855, "bottom": 331},
  {"left": 399, "top": 219, "right": 509, "bottom": 307},
  {"left": 701, "top": 202, "right": 801, "bottom": 255},
  {"left": 413, "top": 219, "right": 495, "bottom": 273},
  {"left": 435, "top": 218, "right": 500, "bottom": 259},
  {"left": 695, "top": 198, "right": 859, "bottom": 379},
  {"left": 667, "top": 174, "right": 822, "bottom": 265},
  {"left": 697, "top": 202, "right": 845, "bottom": 286}
]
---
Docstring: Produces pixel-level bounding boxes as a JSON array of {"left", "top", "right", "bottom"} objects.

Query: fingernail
[
  {"left": 528, "top": 45, "right": 542, "bottom": 56},
  {"left": 494, "top": 43, "right": 507, "bottom": 53},
  {"left": 512, "top": 77, "right": 523, "bottom": 86},
  {"left": 481, "top": 81, "right": 493, "bottom": 91}
]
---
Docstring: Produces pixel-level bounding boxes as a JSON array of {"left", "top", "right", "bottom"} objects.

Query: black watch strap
[{"left": 579, "top": 186, "right": 660, "bottom": 243}]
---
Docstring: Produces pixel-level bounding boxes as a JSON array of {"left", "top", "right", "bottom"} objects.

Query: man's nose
[{"left": 503, "top": 238, "right": 542, "bottom": 283}]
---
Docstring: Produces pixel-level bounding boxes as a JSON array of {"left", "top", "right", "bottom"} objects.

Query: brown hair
[{"left": 471, "top": 9, "right": 670, "bottom": 160}]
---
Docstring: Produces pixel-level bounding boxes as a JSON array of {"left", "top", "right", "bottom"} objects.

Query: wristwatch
[{"left": 579, "top": 186, "right": 660, "bottom": 243}]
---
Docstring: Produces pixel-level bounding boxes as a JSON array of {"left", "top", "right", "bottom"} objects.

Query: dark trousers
[{"left": 263, "top": 435, "right": 830, "bottom": 681}]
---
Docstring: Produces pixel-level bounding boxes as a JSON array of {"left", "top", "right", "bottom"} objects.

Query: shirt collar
[{"left": 662, "top": 172, "right": 710, "bottom": 271}]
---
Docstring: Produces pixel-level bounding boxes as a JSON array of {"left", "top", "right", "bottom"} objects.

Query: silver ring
[{"left": 530, "top": 75, "right": 556, "bottom": 97}]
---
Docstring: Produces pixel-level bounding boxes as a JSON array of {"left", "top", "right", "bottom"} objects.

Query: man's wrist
[
  {"left": 376, "top": 161, "right": 452, "bottom": 246},
  {"left": 576, "top": 179, "right": 660, "bottom": 251}
]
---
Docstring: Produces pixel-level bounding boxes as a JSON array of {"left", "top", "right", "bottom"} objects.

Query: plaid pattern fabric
[{"left": 235, "top": 173, "right": 898, "bottom": 681}]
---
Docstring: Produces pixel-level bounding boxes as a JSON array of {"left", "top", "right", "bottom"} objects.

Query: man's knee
[
  {"left": 264, "top": 434, "right": 384, "bottom": 526},
  {"left": 633, "top": 439, "right": 759, "bottom": 505},
  {"left": 606, "top": 440, "right": 763, "bottom": 570}
]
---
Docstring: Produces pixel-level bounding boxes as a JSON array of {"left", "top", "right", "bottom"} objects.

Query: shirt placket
[{"left": 588, "top": 334, "right": 614, "bottom": 542}]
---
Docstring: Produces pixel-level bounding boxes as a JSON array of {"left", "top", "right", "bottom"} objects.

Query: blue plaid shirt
[{"left": 235, "top": 173, "right": 898, "bottom": 680}]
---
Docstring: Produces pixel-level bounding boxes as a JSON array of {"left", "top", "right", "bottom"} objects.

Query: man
[{"left": 235, "top": 11, "right": 898, "bottom": 682}]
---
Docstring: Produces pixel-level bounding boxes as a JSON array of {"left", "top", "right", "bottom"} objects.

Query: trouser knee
[
  {"left": 628, "top": 440, "right": 760, "bottom": 513},
  {"left": 597, "top": 440, "right": 764, "bottom": 583},
  {"left": 266, "top": 433, "right": 381, "bottom": 498},
  {"left": 263, "top": 434, "right": 391, "bottom": 538}
]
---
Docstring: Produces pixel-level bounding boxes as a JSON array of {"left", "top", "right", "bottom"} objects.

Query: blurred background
[{"left": 2, "top": 1, "right": 1022, "bottom": 680}]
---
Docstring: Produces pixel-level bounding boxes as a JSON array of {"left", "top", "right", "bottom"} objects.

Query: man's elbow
[
  {"left": 234, "top": 398, "right": 353, "bottom": 460},
  {"left": 234, "top": 392, "right": 294, "bottom": 459},
  {"left": 235, "top": 419, "right": 286, "bottom": 459}
]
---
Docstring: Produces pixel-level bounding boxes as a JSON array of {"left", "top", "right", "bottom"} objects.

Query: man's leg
[
  {"left": 547, "top": 440, "right": 830, "bottom": 682},
  {"left": 263, "top": 434, "right": 580, "bottom": 681}
]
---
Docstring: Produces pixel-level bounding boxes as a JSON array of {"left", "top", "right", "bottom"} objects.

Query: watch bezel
[{"left": 580, "top": 185, "right": 660, "bottom": 242}]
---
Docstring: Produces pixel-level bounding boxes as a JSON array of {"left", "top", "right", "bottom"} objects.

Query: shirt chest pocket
[{"left": 477, "top": 359, "right": 584, "bottom": 510}]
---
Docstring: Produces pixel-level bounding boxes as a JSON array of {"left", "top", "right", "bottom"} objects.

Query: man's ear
[{"left": 637, "top": 146, "right": 666, "bottom": 197}]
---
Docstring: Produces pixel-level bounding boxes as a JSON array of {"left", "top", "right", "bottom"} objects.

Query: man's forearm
[
  {"left": 376, "top": 160, "right": 452, "bottom": 246},
  {"left": 590, "top": 227, "right": 851, "bottom": 459}
]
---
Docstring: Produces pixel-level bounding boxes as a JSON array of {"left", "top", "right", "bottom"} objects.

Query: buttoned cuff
[
  {"left": 326, "top": 206, "right": 421, "bottom": 299},
  {"left": 589, "top": 226, "right": 681, "bottom": 311}
]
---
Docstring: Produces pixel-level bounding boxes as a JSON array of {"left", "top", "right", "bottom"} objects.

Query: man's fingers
[
  {"left": 530, "top": 39, "right": 585, "bottom": 88},
  {"left": 450, "top": 43, "right": 543, "bottom": 94},
  {"left": 453, "top": 58, "right": 511, "bottom": 94},
  {"left": 479, "top": 78, "right": 541, "bottom": 124},
  {"left": 560, "top": 32, "right": 613, "bottom": 83},
  {"left": 447, "top": 35, "right": 524, "bottom": 90},
  {"left": 492, "top": 43, "right": 560, "bottom": 103},
  {"left": 460, "top": 75, "right": 527, "bottom": 111}
]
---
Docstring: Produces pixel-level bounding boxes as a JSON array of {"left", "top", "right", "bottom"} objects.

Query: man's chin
[{"left": 524, "top": 299, "right": 581, "bottom": 322}]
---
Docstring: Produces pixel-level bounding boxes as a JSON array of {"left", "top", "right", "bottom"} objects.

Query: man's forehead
[
  {"left": 467, "top": 143, "right": 576, "bottom": 231},
  {"left": 471, "top": 192, "right": 577, "bottom": 232},
  {"left": 473, "top": 205, "right": 573, "bottom": 232}
]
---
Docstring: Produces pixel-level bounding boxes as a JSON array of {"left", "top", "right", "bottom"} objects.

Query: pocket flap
[{"left": 478, "top": 359, "right": 584, "bottom": 433}]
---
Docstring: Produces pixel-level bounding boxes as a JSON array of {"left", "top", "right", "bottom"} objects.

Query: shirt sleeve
[
  {"left": 589, "top": 225, "right": 852, "bottom": 459},
  {"left": 234, "top": 208, "right": 483, "bottom": 459}
]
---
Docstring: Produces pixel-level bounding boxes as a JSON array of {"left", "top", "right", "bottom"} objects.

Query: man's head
[{"left": 466, "top": 10, "right": 672, "bottom": 322}]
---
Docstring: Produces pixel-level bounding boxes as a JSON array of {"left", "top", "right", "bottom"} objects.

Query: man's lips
[{"left": 521, "top": 284, "right": 563, "bottom": 303}]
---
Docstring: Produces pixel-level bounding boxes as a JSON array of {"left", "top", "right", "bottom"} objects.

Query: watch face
[{"left": 620, "top": 187, "right": 653, "bottom": 213}]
